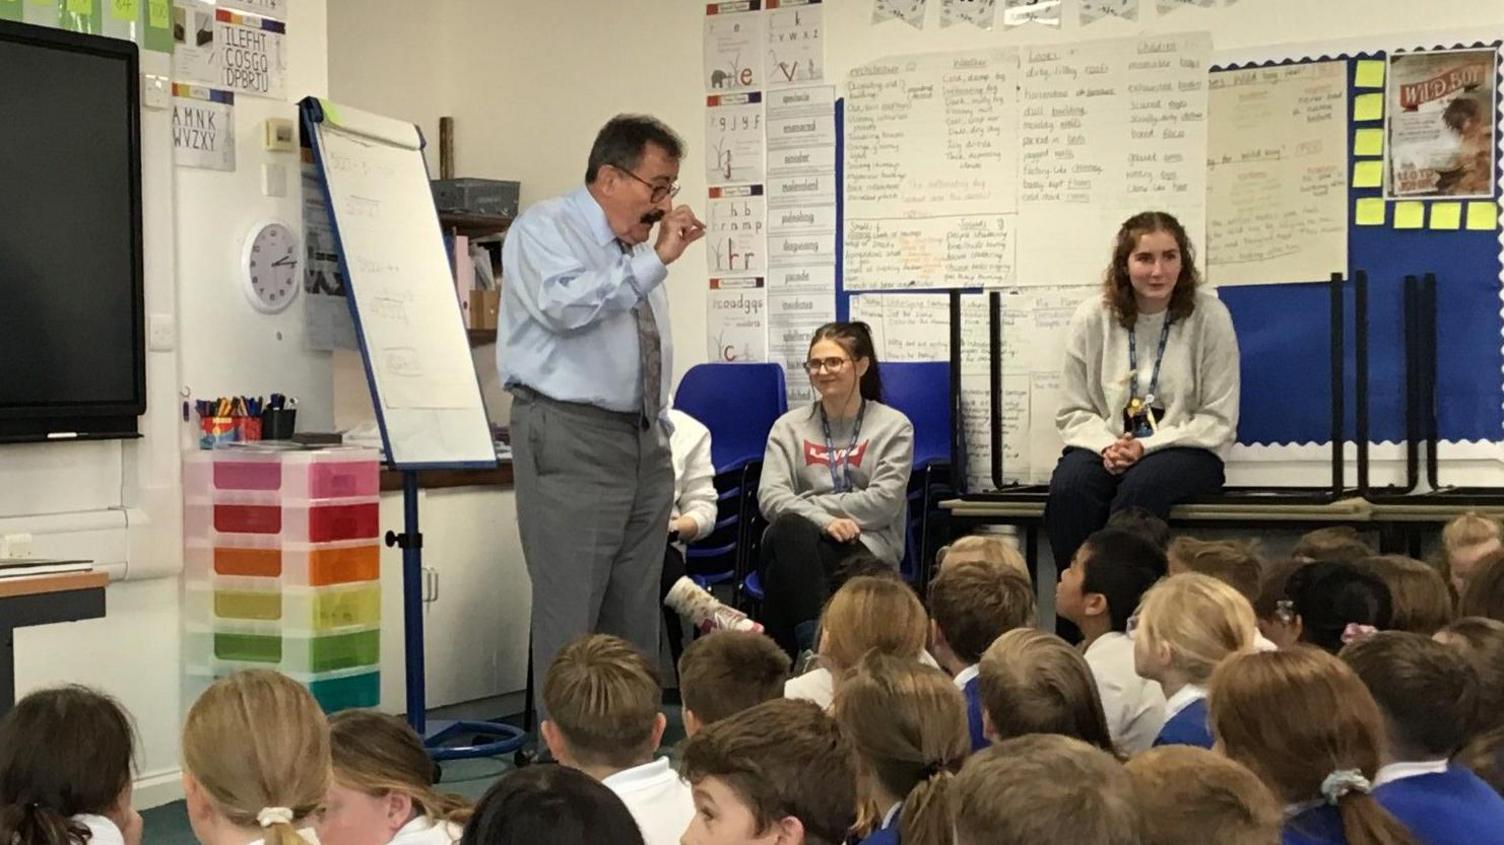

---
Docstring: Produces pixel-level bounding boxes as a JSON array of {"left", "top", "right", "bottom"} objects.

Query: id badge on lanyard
[
  {"left": 821, "top": 400, "right": 866, "bottom": 493},
  {"left": 1124, "top": 318, "right": 1172, "bottom": 438}
]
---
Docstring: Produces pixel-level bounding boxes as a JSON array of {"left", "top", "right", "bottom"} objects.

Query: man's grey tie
[{"left": 619, "top": 240, "right": 662, "bottom": 428}]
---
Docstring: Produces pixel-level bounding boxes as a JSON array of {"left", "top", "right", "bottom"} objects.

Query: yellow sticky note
[
  {"left": 1355, "top": 59, "right": 1386, "bottom": 88},
  {"left": 147, "top": 0, "right": 167, "bottom": 27},
  {"left": 1355, "top": 197, "right": 1386, "bottom": 226},
  {"left": 1354, "top": 93, "right": 1384, "bottom": 122},
  {"left": 1352, "top": 160, "right": 1383, "bottom": 189},
  {"left": 65, "top": 0, "right": 89, "bottom": 13},
  {"left": 1430, "top": 202, "right": 1462, "bottom": 231},
  {"left": 110, "top": 0, "right": 138, "bottom": 21},
  {"left": 1467, "top": 201, "right": 1500, "bottom": 231},
  {"left": 1394, "top": 202, "right": 1425, "bottom": 230},
  {"left": 1354, "top": 128, "right": 1384, "bottom": 157}
]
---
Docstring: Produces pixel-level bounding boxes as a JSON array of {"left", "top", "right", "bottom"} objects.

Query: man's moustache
[{"left": 640, "top": 209, "right": 666, "bottom": 224}]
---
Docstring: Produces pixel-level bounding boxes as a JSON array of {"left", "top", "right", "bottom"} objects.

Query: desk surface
[
  {"left": 380, "top": 462, "right": 514, "bottom": 492},
  {"left": 0, "top": 569, "right": 107, "bottom": 599}
]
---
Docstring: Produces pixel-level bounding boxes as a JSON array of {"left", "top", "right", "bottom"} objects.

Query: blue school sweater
[
  {"left": 1282, "top": 804, "right": 1346, "bottom": 845},
  {"left": 961, "top": 673, "right": 990, "bottom": 753},
  {"left": 859, "top": 803, "right": 901, "bottom": 845},
  {"left": 1152, "top": 697, "right": 1214, "bottom": 749},
  {"left": 1375, "top": 764, "right": 1504, "bottom": 845}
]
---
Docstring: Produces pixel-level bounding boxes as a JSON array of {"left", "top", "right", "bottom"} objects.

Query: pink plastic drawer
[{"left": 212, "top": 493, "right": 380, "bottom": 542}]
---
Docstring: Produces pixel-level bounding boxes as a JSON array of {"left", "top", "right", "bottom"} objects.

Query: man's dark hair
[
  {"left": 1105, "top": 507, "right": 1171, "bottom": 552},
  {"left": 1080, "top": 528, "right": 1168, "bottom": 632},
  {"left": 585, "top": 114, "right": 684, "bottom": 184}
]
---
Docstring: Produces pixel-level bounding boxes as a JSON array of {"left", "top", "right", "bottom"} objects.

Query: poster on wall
[
  {"left": 707, "top": 186, "right": 767, "bottom": 276},
  {"left": 766, "top": 0, "right": 823, "bottom": 87},
  {"left": 171, "top": 84, "right": 236, "bottom": 171},
  {"left": 706, "top": 93, "right": 765, "bottom": 185},
  {"left": 173, "top": 1, "right": 287, "bottom": 100},
  {"left": 302, "top": 153, "right": 357, "bottom": 351},
  {"left": 1387, "top": 49, "right": 1499, "bottom": 199},
  {"left": 940, "top": 0, "right": 997, "bottom": 29},
  {"left": 217, "top": 0, "right": 283, "bottom": 17},
  {"left": 707, "top": 279, "right": 769, "bottom": 362},
  {"left": 1079, "top": 0, "right": 1138, "bottom": 24},
  {"left": 873, "top": 0, "right": 927, "bottom": 29},
  {"left": 704, "top": 3, "right": 766, "bottom": 94}
]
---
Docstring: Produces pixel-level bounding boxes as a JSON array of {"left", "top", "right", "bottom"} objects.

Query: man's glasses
[
  {"left": 803, "top": 357, "right": 851, "bottom": 374},
  {"left": 616, "top": 166, "right": 680, "bottom": 204}
]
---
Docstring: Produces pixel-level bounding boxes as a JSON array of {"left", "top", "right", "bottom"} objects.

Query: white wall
[{"left": 3, "top": 1, "right": 330, "bottom": 808}]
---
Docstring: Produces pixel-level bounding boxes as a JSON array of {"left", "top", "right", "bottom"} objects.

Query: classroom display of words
[
  {"left": 173, "top": 2, "right": 287, "bottom": 100},
  {"left": 171, "top": 84, "right": 235, "bottom": 172}
]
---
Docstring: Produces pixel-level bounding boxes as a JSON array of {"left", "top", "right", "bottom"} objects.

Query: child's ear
[
  {"left": 1083, "top": 591, "right": 1109, "bottom": 621},
  {"left": 650, "top": 712, "right": 668, "bottom": 750},
  {"left": 929, "top": 619, "right": 946, "bottom": 651},
  {"left": 683, "top": 708, "right": 702, "bottom": 738},
  {"left": 1156, "top": 640, "right": 1174, "bottom": 670},
  {"left": 540, "top": 720, "right": 567, "bottom": 763},
  {"left": 981, "top": 708, "right": 997, "bottom": 743},
  {"left": 773, "top": 814, "right": 807, "bottom": 845},
  {"left": 382, "top": 790, "right": 413, "bottom": 827}
]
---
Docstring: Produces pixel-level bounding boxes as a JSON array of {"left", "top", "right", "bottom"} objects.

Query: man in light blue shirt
[{"left": 501, "top": 115, "right": 704, "bottom": 715}]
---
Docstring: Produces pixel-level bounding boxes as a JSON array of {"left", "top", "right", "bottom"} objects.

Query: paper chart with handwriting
[
  {"left": 1206, "top": 61, "right": 1349, "bottom": 286},
  {"left": 844, "top": 49, "right": 1020, "bottom": 289}
]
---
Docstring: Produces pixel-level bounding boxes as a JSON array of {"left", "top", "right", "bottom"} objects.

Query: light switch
[
  {"left": 264, "top": 118, "right": 296, "bottom": 152},
  {"left": 142, "top": 73, "right": 170, "bottom": 110},
  {"left": 148, "top": 313, "right": 176, "bottom": 351}
]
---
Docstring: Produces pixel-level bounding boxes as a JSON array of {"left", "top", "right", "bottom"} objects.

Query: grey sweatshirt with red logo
[{"left": 758, "top": 400, "right": 914, "bottom": 565}]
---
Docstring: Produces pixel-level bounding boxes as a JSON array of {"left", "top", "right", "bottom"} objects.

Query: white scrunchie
[
  {"left": 1320, "top": 769, "right": 1372, "bottom": 805},
  {"left": 257, "top": 807, "right": 295, "bottom": 828}
]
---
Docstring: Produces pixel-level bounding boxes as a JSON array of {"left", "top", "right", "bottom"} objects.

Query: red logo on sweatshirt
[{"left": 804, "top": 439, "right": 869, "bottom": 468}]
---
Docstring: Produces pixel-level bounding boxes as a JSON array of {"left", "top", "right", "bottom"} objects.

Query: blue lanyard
[
  {"left": 1129, "top": 316, "right": 1174, "bottom": 403},
  {"left": 819, "top": 400, "right": 866, "bottom": 493}
]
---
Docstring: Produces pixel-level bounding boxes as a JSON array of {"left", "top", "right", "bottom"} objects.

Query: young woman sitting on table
[
  {"left": 1045, "top": 210, "right": 1241, "bottom": 574},
  {"left": 758, "top": 321, "right": 915, "bottom": 659}
]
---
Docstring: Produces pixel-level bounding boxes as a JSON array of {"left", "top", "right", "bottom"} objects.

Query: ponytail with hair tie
[
  {"left": 1320, "top": 769, "right": 1372, "bottom": 805},
  {"left": 257, "top": 807, "right": 295, "bottom": 828}
]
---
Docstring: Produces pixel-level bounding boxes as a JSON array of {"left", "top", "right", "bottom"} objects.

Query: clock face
[{"left": 243, "top": 222, "right": 300, "bottom": 313}]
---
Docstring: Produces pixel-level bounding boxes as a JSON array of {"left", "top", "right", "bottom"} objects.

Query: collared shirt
[
  {"left": 74, "top": 815, "right": 125, "bottom": 845},
  {"left": 1373, "top": 758, "right": 1451, "bottom": 789},
  {"left": 1084, "top": 632, "right": 1167, "bottom": 756},
  {"left": 499, "top": 186, "right": 672, "bottom": 419},
  {"left": 669, "top": 409, "right": 717, "bottom": 553},
  {"left": 952, "top": 663, "right": 981, "bottom": 691},
  {"left": 1162, "top": 683, "right": 1207, "bottom": 721},
  {"left": 391, "top": 815, "right": 464, "bottom": 845},
  {"left": 601, "top": 757, "right": 695, "bottom": 845}
]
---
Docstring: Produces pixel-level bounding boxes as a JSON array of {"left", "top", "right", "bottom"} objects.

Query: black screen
[{"left": 0, "top": 22, "right": 144, "bottom": 439}]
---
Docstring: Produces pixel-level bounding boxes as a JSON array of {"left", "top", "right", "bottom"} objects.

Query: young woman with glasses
[{"left": 756, "top": 321, "right": 915, "bottom": 659}]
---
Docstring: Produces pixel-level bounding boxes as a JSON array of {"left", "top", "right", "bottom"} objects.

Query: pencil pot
[
  {"left": 199, "top": 416, "right": 238, "bottom": 450},
  {"left": 261, "top": 409, "right": 297, "bottom": 441},
  {"left": 236, "top": 416, "right": 263, "bottom": 442}
]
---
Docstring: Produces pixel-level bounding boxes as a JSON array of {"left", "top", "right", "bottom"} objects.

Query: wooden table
[{"left": 0, "top": 570, "right": 107, "bottom": 716}]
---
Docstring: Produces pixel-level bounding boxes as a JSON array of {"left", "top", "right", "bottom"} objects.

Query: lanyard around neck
[
  {"left": 820, "top": 399, "right": 866, "bottom": 493},
  {"left": 1129, "top": 316, "right": 1174, "bottom": 402}
]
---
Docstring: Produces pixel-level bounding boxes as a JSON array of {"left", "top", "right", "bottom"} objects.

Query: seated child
[
  {"left": 1209, "top": 650, "right": 1421, "bottom": 845},
  {"left": 952, "top": 735, "right": 1141, "bottom": 845},
  {"left": 784, "top": 575, "right": 929, "bottom": 709},
  {"left": 1254, "top": 558, "right": 1307, "bottom": 649},
  {"left": 318, "top": 709, "right": 471, "bottom": 845},
  {"left": 928, "top": 560, "right": 1036, "bottom": 751},
  {"left": 1292, "top": 526, "right": 1376, "bottom": 563},
  {"left": 1124, "top": 746, "right": 1281, "bottom": 845},
  {"left": 1342, "top": 631, "right": 1504, "bottom": 845},
  {"left": 1356, "top": 555, "right": 1454, "bottom": 635},
  {"left": 1284, "top": 561, "right": 1394, "bottom": 653},
  {"left": 1105, "top": 506, "right": 1171, "bottom": 552},
  {"left": 831, "top": 653, "right": 968, "bottom": 845},
  {"left": 1458, "top": 555, "right": 1504, "bottom": 622},
  {"left": 1056, "top": 527, "right": 1167, "bottom": 754},
  {"left": 677, "top": 630, "right": 790, "bottom": 736},
  {"left": 1168, "top": 538, "right": 1276, "bottom": 651},
  {"left": 460, "top": 766, "right": 644, "bottom": 845},
  {"left": 680, "top": 698, "right": 857, "bottom": 845},
  {"left": 1133, "top": 572, "right": 1259, "bottom": 749},
  {"left": 1435, "top": 617, "right": 1504, "bottom": 795},
  {"left": 1441, "top": 512, "right": 1502, "bottom": 597},
  {"left": 0, "top": 685, "right": 140, "bottom": 845},
  {"left": 977, "top": 628, "right": 1116, "bottom": 754},
  {"left": 182, "top": 669, "right": 331, "bottom": 845},
  {"left": 934, "top": 534, "right": 1030, "bottom": 580},
  {"left": 540, "top": 634, "right": 691, "bottom": 845}
]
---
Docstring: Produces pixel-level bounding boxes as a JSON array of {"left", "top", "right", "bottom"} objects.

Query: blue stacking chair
[
  {"left": 880, "top": 361, "right": 954, "bottom": 589},
  {"left": 674, "top": 363, "right": 789, "bottom": 600}
]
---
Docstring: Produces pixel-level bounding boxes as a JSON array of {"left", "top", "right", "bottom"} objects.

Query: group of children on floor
[{"left": 6, "top": 510, "right": 1504, "bottom": 845}]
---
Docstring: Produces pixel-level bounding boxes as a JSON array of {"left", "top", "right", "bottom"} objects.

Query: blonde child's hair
[
  {"left": 1135, "top": 573, "right": 1258, "bottom": 684},
  {"left": 936, "top": 535, "right": 1029, "bottom": 581},
  {"left": 832, "top": 654, "right": 968, "bottom": 845},
  {"left": 953, "top": 735, "right": 1140, "bottom": 845},
  {"left": 1124, "top": 746, "right": 1282, "bottom": 845},
  {"left": 820, "top": 576, "right": 928, "bottom": 676},
  {"left": 181, "top": 670, "right": 330, "bottom": 845},
  {"left": 542, "top": 634, "right": 660, "bottom": 769},
  {"left": 1442, "top": 512, "right": 1502, "bottom": 556},
  {"left": 1209, "top": 650, "right": 1421, "bottom": 845},
  {"left": 329, "top": 710, "right": 471, "bottom": 825},
  {"left": 977, "top": 628, "right": 1115, "bottom": 753}
]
